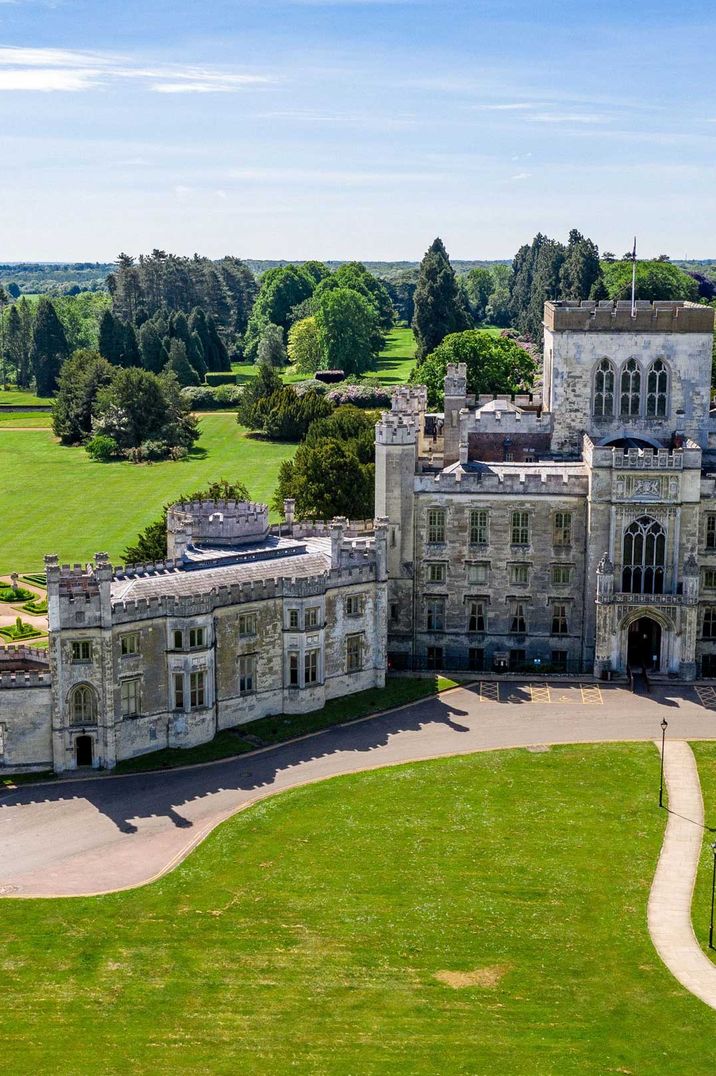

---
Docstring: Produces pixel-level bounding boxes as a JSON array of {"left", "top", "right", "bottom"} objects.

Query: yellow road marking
[
  {"left": 529, "top": 684, "right": 551, "bottom": 704},
  {"left": 580, "top": 684, "right": 603, "bottom": 706},
  {"left": 478, "top": 681, "right": 500, "bottom": 703}
]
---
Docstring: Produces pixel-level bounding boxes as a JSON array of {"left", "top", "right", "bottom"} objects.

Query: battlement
[
  {"left": 167, "top": 499, "right": 269, "bottom": 552},
  {"left": 0, "top": 670, "right": 50, "bottom": 689},
  {"left": 416, "top": 464, "right": 588, "bottom": 496},
  {"left": 376, "top": 411, "right": 417, "bottom": 446},
  {"left": 391, "top": 385, "right": 427, "bottom": 416},
  {"left": 0, "top": 644, "right": 49, "bottom": 671},
  {"left": 583, "top": 434, "right": 702, "bottom": 471},
  {"left": 545, "top": 299, "right": 714, "bottom": 334}
]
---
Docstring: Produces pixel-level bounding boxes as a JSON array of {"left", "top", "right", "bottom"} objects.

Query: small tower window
[
  {"left": 646, "top": 359, "right": 669, "bottom": 417},
  {"left": 593, "top": 359, "right": 615, "bottom": 417},
  {"left": 620, "top": 359, "right": 641, "bottom": 417},
  {"left": 70, "top": 685, "right": 96, "bottom": 724}
]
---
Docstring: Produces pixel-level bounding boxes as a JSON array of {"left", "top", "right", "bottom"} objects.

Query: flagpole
[{"left": 631, "top": 236, "right": 637, "bottom": 317}]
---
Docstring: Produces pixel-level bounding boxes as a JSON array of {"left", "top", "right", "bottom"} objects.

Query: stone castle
[{"left": 2, "top": 299, "right": 715, "bottom": 773}]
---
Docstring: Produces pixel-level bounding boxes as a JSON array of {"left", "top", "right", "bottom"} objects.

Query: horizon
[{"left": 0, "top": 1, "right": 714, "bottom": 261}]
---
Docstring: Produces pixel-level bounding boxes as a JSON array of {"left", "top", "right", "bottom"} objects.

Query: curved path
[
  {"left": 2, "top": 679, "right": 716, "bottom": 899},
  {"left": 647, "top": 739, "right": 716, "bottom": 1008}
]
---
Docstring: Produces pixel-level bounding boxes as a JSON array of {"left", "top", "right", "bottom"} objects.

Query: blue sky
[{"left": 0, "top": 0, "right": 714, "bottom": 261}]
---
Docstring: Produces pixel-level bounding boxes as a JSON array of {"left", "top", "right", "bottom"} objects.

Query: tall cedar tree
[
  {"left": 164, "top": 339, "right": 199, "bottom": 387},
  {"left": 412, "top": 238, "right": 470, "bottom": 360},
  {"left": 31, "top": 297, "right": 69, "bottom": 396},
  {"left": 559, "top": 229, "right": 602, "bottom": 300}
]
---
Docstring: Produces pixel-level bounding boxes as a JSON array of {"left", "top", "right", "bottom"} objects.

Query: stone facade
[
  {"left": 377, "top": 300, "right": 716, "bottom": 680},
  {"left": 3, "top": 298, "right": 716, "bottom": 774}
]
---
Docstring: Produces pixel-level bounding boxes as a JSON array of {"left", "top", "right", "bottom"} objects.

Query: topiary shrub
[
  {"left": 86, "top": 434, "right": 119, "bottom": 462},
  {"left": 0, "top": 616, "right": 42, "bottom": 641},
  {"left": 0, "top": 585, "right": 34, "bottom": 603}
]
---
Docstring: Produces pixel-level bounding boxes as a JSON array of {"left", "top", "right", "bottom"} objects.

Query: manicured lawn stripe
[
  {"left": 0, "top": 414, "right": 295, "bottom": 572},
  {"left": 2, "top": 745, "right": 714, "bottom": 1072}
]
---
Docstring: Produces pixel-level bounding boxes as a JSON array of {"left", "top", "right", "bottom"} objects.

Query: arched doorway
[
  {"left": 627, "top": 617, "right": 662, "bottom": 672},
  {"left": 75, "top": 735, "right": 93, "bottom": 768}
]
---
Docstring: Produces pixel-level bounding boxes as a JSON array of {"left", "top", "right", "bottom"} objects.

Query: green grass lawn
[
  {"left": 113, "top": 675, "right": 457, "bottom": 774},
  {"left": 2, "top": 744, "right": 715, "bottom": 1074},
  {"left": 688, "top": 742, "right": 716, "bottom": 963},
  {"left": 0, "top": 410, "right": 52, "bottom": 427},
  {"left": 0, "top": 414, "right": 295, "bottom": 573},
  {"left": 0, "top": 387, "right": 49, "bottom": 407},
  {"left": 365, "top": 325, "right": 417, "bottom": 385}
]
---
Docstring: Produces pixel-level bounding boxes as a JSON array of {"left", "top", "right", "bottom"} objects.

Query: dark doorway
[
  {"left": 75, "top": 735, "right": 93, "bottom": 767},
  {"left": 627, "top": 617, "right": 662, "bottom": 672}
]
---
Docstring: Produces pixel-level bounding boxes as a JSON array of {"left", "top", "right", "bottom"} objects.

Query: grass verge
[{"left": 113, "top": 675, "right": 456, "bottom": 774}]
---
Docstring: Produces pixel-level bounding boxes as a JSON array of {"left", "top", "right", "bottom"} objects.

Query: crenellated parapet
[
  {"left": 415, "top": 464, "right": 588, "bottom": 497},
  {"left": 0, "top": 670, "right": 51, "bottom": 689},
  {"left": 165, "top": 499, "right": 270, "bottom": 557},
  {"left": 545, "top": 299, "right": 715, "bottom": 334},
  {"left": 375, "top": 410, "right": 417, "bottom": 446}
]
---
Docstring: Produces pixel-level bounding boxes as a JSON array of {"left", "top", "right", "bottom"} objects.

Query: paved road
[{"left": 2, "top": 680, "right": 716, "bottom": 898}]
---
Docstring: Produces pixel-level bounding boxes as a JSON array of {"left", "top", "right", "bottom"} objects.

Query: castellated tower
[{"left": 375, "top": 408, "right": 419, "bottom": 645}]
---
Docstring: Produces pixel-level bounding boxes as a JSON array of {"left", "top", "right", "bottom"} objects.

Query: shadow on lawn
[{"left": 0, "top": 692, "right": 471, "bottom": 835}]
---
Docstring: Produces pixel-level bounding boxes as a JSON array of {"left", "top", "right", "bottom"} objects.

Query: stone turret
[
  {"left": 166, "top": 499, "right": 269, "bottom": 552},
  {"left": 443, "top": 363, "right": 467, "bottom": 466}
]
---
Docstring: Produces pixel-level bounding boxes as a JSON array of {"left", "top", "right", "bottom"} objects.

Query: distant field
[{"left": 0, "top": 414, "right": 295, "bottom": 573}]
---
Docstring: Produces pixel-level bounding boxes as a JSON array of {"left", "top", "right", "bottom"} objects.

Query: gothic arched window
[
  {"left": 646, "top": 359, "right": 669, "bottom": 417},
  {"left": 593, "top": 359, "right": 615, "bottom": 417},
  {"left": 622, "top": 516, "right": 666, "bottom": 594},
  {"left": 70, "top": 685, "right": 96, "bottom": 724},
  {"left": 620, "top": 359, "right": 641, "bottom": 417}
]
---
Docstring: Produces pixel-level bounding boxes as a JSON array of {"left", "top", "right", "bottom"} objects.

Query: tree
[
  {"left": 315, "top": 287, "right": 379, "bottom": 375},
  {"left": 460, "top": 267, "right": 493, "bottom": 324},
  {"left": 163, "top": 339, "right": 200, "bottom": 387},
  {"left": 274, "top": 438, "right": 373, "bottom": 520},
  {"left": 411, "top": 329, "right": 536, "bottom": 409},
  {"left": 31, "top": 297, "right": 69, "bottom": 396},
  {"left": 99, "top": 309, "right": 140, "bottom": 366},
  {"left": 237, "top": 362, "right": 284, "bottom": 428},
  {"left": 485, "top": 265, "right": 513, "bottom": 328},
  {"left": 6, "top": 282, "right": 20, "bottom": 299},
  {"left": 243, "top": 265, "right": 317, "bottom": 360},
  {"left": 257, "top": 322, "right": 287, "bottom": 367},
  {"left": 93, "top": 367, "right": 198, "bottom": 454},
  {"left": 600, "top": 260, "right": 699, "bottom": 302},
  {"left": 123, "top": 479, "right": 250, "bottom": 564},
  {"left": 412, "top": 238, "right": 470, "bottom": 360},
  {"left": 138, "top": 320, "right": 167, "bottom": 373},
  {"left": 52, "top": 350, "right": 114, "bottom": 444},
  {"left": 0, "top": 284, "right": 8, "bottom": 388},
  {"left": 559, "top": 230, "right": 601, "bottom": 301},
  {"left": 287, "top": 316, "right": 323, "bottom": 373}
]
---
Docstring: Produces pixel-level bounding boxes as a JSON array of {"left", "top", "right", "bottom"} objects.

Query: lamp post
[
  {"left": 659, "top": 718, "right": 668, "bottom": 808},
  {"left": 709, "top": 843, "right": 716, "bottom": 950}
]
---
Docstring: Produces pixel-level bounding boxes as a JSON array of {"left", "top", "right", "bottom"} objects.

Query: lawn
[
  {"left": 0, "top": 387, "right": 49, "bottom": 407},
  {"left": 2, "top": 744, "right": 715, "bottom": 1074},
  {"left": 688, "top": 742, "right": 716, "bottom": 963},
  {"left": 0, "top": 410, "right": 52, "bottom": 427},
  {"left": 231, "top": 328, "right": 418, "bottom": 389},
  {"left": 0, "top": 414, "right": 295, "bottom": 573},
  {"left": 113, "top": 675, "right": 457, "bottom": 774}
]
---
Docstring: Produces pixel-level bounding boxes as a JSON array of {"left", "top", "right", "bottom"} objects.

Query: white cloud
[
  {"left": 510, "top": 172, "right": 531, "bottom": 181},
  {"left": 475, "top": 102, "right": 533, "bottom": 111},
  {"left": 529, "top": 111, "right": 610, "bottom": 125},
  {"left": 0, "top": 45, "right": 274, "bottom": 93}
]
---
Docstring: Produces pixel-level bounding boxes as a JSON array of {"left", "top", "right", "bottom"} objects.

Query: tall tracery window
[
  {"left": 622, "top": 516, "right": 666, "bottom": 594},
  {"left": 70, "top": 684, "right": 96, "bottom": 724},
  {"left": 593, "top": 358, "right": 615, "bottom": 417},
  {"left": 620, "top": 358, "right": 641, "bottom": 417},
  {"left": 646, "top": 359, "right": 669, "bottom": 417}
]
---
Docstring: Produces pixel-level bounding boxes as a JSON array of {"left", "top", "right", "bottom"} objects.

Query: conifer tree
[
  {"left": 138, "top": 321, "right": 167, "bottom": 373},
  {"left": 188, "top": 331, "right": 207, "bottom": 381},
  {"left": 412, "top": 238, "right": 470, "bottom": 360},
  {"left": 163, "top": 338, "right": 199, "bottom": 387},
  {"left": 559, "top": 229, "right": 601, "bottom": 300},
  {"left": 30, "top": 297, "right": 69, "bottom": 396}
]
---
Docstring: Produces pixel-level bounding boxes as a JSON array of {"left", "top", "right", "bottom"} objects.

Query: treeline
[{"left": 108, "top": 251, "right": 257, "bottom": 343}]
